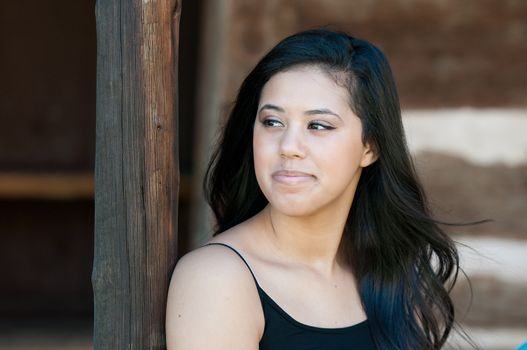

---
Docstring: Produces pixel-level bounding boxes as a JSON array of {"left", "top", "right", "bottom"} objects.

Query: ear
[{"left": 359, "top": 141, "right": 378, "bottom": 167}]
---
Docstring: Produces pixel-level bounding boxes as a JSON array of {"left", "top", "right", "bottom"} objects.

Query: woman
[{"left": 166, "top": 29, "right": 463, "bottom": 349}]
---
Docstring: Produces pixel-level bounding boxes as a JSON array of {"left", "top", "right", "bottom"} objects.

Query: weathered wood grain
[{"left": 93, "top": 0, "right": 181, "bottom": 348}]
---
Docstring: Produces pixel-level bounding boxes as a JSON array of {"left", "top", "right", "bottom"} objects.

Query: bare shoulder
[{"left": 166, "top": 244, "right": 264, "bottom": 350}]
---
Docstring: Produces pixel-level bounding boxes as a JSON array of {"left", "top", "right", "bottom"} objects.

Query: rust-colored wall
[{"left": 223, "top": 0, "right": 527, "bottom": 109}]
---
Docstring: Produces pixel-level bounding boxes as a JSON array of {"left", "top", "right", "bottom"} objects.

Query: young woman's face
[{"left": 253, "top": 65, "right": 376, "bottom": 217}]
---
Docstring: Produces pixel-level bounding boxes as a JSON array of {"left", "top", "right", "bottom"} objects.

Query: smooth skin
[{"left": 166, "top": 65, "right": 377, "bottom": 349}]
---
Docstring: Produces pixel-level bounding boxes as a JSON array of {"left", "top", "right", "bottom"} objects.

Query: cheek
[
  {"left": 252, "top": 129, "right": 271, "bottom": 180},
  {"left": 313, "top": 135, "right": 365, "bottom": 182}
]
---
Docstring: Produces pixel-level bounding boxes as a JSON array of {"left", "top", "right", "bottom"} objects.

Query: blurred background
[{"left": 0, "top": 0, "right": 525, "bottom": 349}]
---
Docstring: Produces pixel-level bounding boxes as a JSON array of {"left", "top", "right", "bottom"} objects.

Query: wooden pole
[{"left": 93, "top": 0, "right": 181, "bottom": 348}]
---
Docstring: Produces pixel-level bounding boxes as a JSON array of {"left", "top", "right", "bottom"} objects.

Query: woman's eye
[
  {"left": 262, "top": 119, "right": 283, "bottom": 127},
  {"left": 308, "top": 122, "right": 334, "bottom": 130}
]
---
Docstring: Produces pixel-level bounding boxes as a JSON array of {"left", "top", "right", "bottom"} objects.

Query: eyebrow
[
  {"left": 258, "top": 104, "right": 342, "bottom": 120},
  {"left": 259, "top": 104, "right": 285, "bottom": 113}
]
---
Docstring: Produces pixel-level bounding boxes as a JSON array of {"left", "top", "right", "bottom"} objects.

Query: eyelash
[{"left": 261, "top": 118, "right": 335, "bottom": 130}]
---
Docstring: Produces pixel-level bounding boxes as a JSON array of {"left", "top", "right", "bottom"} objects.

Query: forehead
[{"left": 259, "top": 66, "right": 351, "bottom": 110}]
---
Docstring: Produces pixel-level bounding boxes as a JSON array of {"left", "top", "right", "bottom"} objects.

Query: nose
[{"left": 279, "top": 125, "right": 306, "bottom": 159}]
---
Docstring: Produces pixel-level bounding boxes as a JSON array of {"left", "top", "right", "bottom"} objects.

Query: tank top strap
[{"left": 203, "top": 242, "right": 260, "bottom": 287}]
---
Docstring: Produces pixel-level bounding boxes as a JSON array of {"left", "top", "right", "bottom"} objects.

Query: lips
[{"left": 271, "top": 170, "right": 315, "bottom": 185}]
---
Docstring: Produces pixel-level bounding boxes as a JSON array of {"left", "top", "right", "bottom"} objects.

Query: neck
[{"left": 259, "top": 204, "right": 350, "bottom": 276}]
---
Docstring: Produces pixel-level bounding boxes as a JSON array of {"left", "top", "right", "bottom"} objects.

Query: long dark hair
[{"left": 205, "top": 29, "right": 465, "bottom": 349}]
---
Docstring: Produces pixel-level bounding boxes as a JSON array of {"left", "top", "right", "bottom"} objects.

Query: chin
[{"left": 268, "top": 196, "right": 321, "bottom": 217}]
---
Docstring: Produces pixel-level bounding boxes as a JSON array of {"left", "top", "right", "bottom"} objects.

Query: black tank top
[{"left": 204, "top": 242, "right": 377, "bottom": 350}]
